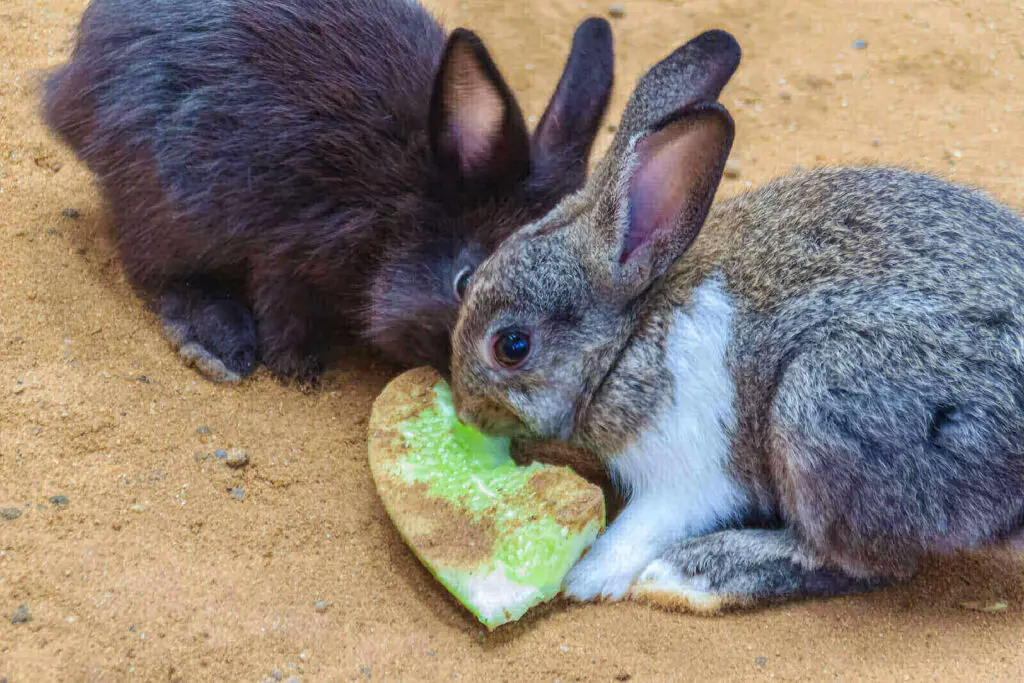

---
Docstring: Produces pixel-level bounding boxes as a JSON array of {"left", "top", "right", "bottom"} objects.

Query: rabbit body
[
  {"left": 44, "top": 0, "right": 613, "bottom": 382},
  {"left": 451, "top": 31, "right": 1024, "bottom": 609}
]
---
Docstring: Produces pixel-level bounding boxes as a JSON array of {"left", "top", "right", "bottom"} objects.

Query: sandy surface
[{"left": 3, "top": 0, "right": 1024, "bottom": 680}]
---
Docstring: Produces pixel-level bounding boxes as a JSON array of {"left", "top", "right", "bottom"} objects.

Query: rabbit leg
[
  {"left": 248, "top": 266, "right": 324, "bottom": 385},
  {"left": 158, "top": 281, "right": 258, "bottom": 383},
  {"left": 769, "top": 334, "right": 1024, "bottom": 578},
  {"left": 629, "top": 528, "right": 883, "bottom": 613},
  {"left": 563, "top": 284, "right": 746, "bottom": 602}
]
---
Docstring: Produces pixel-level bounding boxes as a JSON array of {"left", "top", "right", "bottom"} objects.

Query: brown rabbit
[
  {"left": 450, "top": 29, "right": 1024, "bottom": 611},
  {"left": 43, "top": 0, "right": 613, "bottom": 384}
]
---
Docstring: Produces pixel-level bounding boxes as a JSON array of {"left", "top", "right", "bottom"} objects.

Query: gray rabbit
[{"left": 449, "top": 29, "right": 1024, "bottom": 610}]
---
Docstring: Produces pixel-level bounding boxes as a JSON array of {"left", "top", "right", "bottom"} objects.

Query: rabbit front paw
[{"left": 562, "top": 540, "right": 653, "bottom": 601}]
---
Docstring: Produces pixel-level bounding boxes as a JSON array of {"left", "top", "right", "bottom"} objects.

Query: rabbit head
[
  {"left": 366, "top": 19, "right": 614, "bottom": 374},
  {"left": 450, "top": 29, "right": 739, "bottom": 442}
]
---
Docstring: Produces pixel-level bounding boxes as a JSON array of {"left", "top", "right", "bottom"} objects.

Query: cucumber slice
[{"left": 368, "top": 368, "right": 605, "bottom": 629}]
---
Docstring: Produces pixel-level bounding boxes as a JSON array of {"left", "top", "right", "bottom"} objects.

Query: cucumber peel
[{"left": 368, "top": 368, "right": 605, "bottom": 629}]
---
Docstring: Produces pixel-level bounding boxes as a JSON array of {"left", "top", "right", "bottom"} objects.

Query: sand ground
[{"left": 3, "top": 0, "right": 1024, "bottom": 680}]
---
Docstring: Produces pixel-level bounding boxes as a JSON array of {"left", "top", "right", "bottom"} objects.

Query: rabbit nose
[{"left": 454, "top": 402, "right": 480, "bottom": 430}]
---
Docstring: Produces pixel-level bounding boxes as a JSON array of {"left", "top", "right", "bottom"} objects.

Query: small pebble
[
  {"left": 270, "top": 670, "right": 285, "bottom": 681},
  {"left": 608, "top": 3, "right": 626, "bottom": 18},
  {"left": 214, "top": 449, "right": 228, "bottom": 459},
  {"left": 62, "top": 207, "right": 82, "bottom": 219},
  {"left": 299, "top": 652, "right": 308, "bottom": 661},
  {"left": 852, "top": 39, "right": 868, "bottom": 50},
  {"left": 129, "top": 504, "right": 147, "bottom": 513},
  {"left": 1, "top": 508, "right": 22, "bottom": 521},
  {"left": 225, "top": 448, "right": 250, "bottom": 469},
  {"left": 755, "top": 656, "right": 768, "bottom": 669},
  {"left": 12, "top": 385, "right": 25, "bottom": 395},
  {"left": 45, "top": 227, "right": 60, "bottom": 236},
  {"left": 872, "top": 139, "right": 881, "bottom": 147},
  {"left": 10, "top": 605, "right": 32, "bottom": 624},
  {"left": 49, "top": 495, "right": 70, "bottom": 506},
  {"left": 313, "top": 600, "right": 329, "bottom": 614},
  {"left": 615, "top": 674, "right": 631, "bottom": 682},
  {"left": 195, "top": 426, "right": 211, "bottom": 436},
  {"left": 137, "top": 375, "right": 150, "bottom": 384},
  {"left": 227, "top": 487, "right": 245, "bottom": 502},
  {"left": 723, "top": 158, "right": 742, "bottom": 179}
]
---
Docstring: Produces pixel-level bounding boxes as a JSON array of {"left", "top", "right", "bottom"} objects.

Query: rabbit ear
[
  {"left": 611, "top": 30, "right": 740, "bottom": 149},
  {"left": 430, "top": 29, "right": 531, "bottom": 188},
  {"left": 531, "top": 17, "right": 614, "bottom": 189},
  {"left": 579, "top": 30, "right": 740, "bottom": 299},
  {"left": 602, "top": 102, "right": 734, "bottom": 296}
]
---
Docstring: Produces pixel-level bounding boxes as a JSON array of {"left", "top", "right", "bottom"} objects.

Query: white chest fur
[
  {"left": 612, "top": 277, "right": 743, "bottom": 515},
  {"left": 563, "top": 277, "right": 747, "bottom": 600}
]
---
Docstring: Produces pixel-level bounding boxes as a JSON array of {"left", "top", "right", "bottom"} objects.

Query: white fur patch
[
  {"left": 563, "top": 277, "right": 744, "bottom": 600},
  {"left": 630, "top": 559, "right": 728, "bottom": 613}
]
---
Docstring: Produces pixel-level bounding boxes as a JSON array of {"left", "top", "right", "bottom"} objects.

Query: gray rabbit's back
[{"left": 685, "top": 167, "right": 1024, "bottom": 573}]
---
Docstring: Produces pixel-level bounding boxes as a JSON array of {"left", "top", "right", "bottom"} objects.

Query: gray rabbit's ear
[
  {"left": 579, "top": 30, "right": 740, "bottom": 300},
  {"left": 602, "top": 101, "right": 734, "bottom": 297},
  {"left": 429, "top": 29, "right": 531, "bottom": 189},
  {"left": 613, "top": 29, "right": 740, "bottom": 143}
]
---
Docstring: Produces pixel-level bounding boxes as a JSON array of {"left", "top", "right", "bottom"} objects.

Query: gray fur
[
  {"left": 452, "top": 30, "right": 1024, "bottom": 610},
  {"left": 632, "top": 529, "right": 883, "bottom": 612}
]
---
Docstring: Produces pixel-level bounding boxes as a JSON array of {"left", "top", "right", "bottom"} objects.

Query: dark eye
[
  {"left": 453, "top": 266, "right": 473, "bottom": 301},
  {"left": 492, "top": 330, "right": 531, "bottom": 368}
]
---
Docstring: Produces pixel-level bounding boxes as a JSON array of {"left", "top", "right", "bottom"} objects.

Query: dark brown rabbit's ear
[
  {"left": 603, "top": 102, "right": 734, "bottom": 298},
  {"left": 430, "top": 29, "right": 531, "bottom": 189},
  {"left": 531, "top": 17, "right": 614, "bottom": 189}
]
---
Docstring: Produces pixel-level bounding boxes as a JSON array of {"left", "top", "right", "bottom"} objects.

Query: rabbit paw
[
  {"left": 629, "top": 559, "right": 727, "bottom": 613},
  {"left": 162, "top": 296, "right": 257, "bottom": 383},
  {"left": 262, "top": 347, "right": 323, "bottom": 390},
  {"left": 562, "top": 541, "right": 651, "bottom": 601}
]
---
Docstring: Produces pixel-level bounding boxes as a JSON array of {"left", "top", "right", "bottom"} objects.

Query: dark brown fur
[{"left": 43, "top": 0, "right": 613, "bottom": 383}]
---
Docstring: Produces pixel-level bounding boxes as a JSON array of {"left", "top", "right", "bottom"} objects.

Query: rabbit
[
  {"left": 43, "top": 0, "right": 614, "bottom": 385},
  {"left": 449, "top": 27, "right": 1024, "bottom": 612}
]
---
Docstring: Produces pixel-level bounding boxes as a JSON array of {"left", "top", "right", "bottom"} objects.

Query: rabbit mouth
[{"left": 455, "top": 398, "right": 530, "bottom": 439}]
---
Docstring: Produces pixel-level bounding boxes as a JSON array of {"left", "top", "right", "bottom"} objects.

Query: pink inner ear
[
  {"left": 622, "top": 119, "right": 724, "bottom": 264},
  {"left": 443, "top": 43, "right": 506, "bottom": 175}
]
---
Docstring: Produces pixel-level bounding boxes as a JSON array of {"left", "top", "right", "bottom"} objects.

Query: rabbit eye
[
  {"left": 492, "top": 330, "right": 530, "bottom": 368},
  {"left": 453, "top": 266, "right": 473, "bottom": 301}
]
